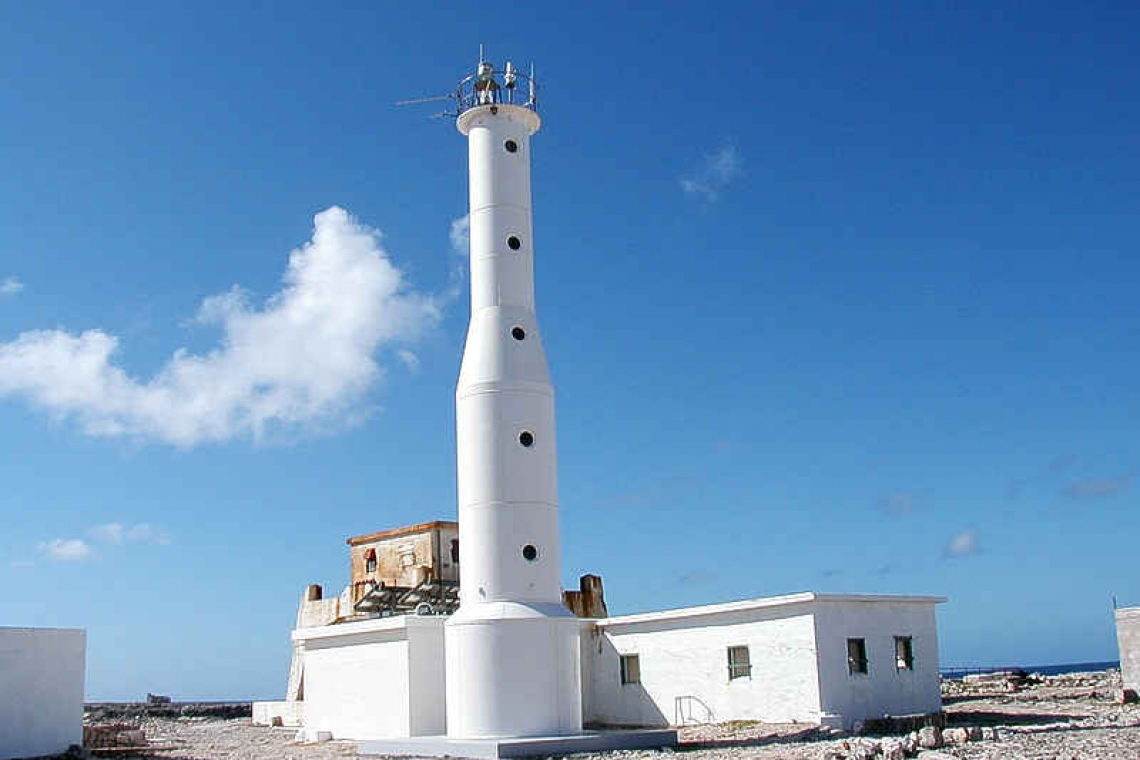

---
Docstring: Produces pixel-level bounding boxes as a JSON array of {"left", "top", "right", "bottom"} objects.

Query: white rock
[
  {"left": 942, "top": 727, "right": 969, "bottom": 744},
  {"left": 918, "top": 726, "right": 942, "bottom": 749},
  {"left": 903, "top": 731, "right": 919, "bottom": 755},
  {"left": 880, "top": 737, "right": 905, "bottom": 760},
  {"left": 116, "top": 730, "right": 146, "bottom": 747}
]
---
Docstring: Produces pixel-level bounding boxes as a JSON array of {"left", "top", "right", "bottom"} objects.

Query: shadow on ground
[
  {"left": 946, "top": 710, "right": 1091, "bottom": 727},
  {"left": 678, "top": 726, "right": 822, "bottom": 750}
]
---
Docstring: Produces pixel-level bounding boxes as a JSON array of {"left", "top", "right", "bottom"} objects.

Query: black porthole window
[
  {"left": 522, "top": 544, "right": 538, "bottom": 561},
  {"left": 507, "top": 236, "right": 521, "bottom": 250},
  {"left": 511, "top": 326, "right": 526, "bottom": 341},
  {"left": 519, "top": 430, "right": 534, "bottom": 448},
  {"left": 505, "top": 139, "right": 518, "bottom": 153}
]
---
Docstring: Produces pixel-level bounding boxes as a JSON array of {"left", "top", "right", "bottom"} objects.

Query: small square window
[
  {"left": 366, "top": 558, "right": 377, "bottom": 573},
  {"left": 847, "top": 638, "right": 868, "bottom": 675},
  {"left": 727, "top": 645, "right": 751, "bottom": 680},
  {"left": 895, "top": 636, "right": 914, "bottom": 670},
  {"left": 620, "top": 654, "right": 640, "bottom": 685}
]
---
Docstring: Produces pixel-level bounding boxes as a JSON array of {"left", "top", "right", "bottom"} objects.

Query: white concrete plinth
[{"left": 357, "top": 729, "right": 677, "bottom": 759}]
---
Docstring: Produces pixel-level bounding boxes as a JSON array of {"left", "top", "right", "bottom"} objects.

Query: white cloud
[
  {"left": 397, "top": 349, "right": 420, "bottom": 372},
  {"left": 90, "top": 522, "right": 170, "bottom": 546},
  {"left": 944, "top": 528, "right": 980, "bottom": 558},
  {"left": 125, "top": 523, "right": 170, "bottom": 545},
  {"left": 877, "top": 492, "right": 916, "bottom": 516},
  {"left": 681, "top": 145, "right": 741, "bottom": 202},
  {"left": 449, "top": 215, "right": 470, "bottom": 256},
  {"left": 90, "top": 523, "right": 125, "bottom": 544},
  {"left": 0, "top": 207, "right": 440, "bottom": 447},
  {"left": 1, "top": 277, "right": 24, "bottom": 295},
  {"left": 36, "top": 538, "right": 93, "bottom": 562}
]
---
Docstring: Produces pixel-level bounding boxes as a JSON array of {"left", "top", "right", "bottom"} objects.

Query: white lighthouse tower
[{"left": 445, "top": 58, "right": 582, "bottom": 739}]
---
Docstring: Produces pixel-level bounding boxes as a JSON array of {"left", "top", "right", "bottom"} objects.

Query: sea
[{"left": 940, "top": 660, "right": 1120, "bottom": 680}]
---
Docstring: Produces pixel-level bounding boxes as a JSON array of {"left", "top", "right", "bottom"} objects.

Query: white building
[
  {"left": 584, "top": 593, "right": 943, "bottom": 729},
  {"left": 275, "top": 591, "right": 943, "bottom": 740},
  {"left": 0, "top": 627, "right": 86, "bottom": 760}
]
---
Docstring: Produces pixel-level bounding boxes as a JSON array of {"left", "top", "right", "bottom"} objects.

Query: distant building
[
  {"left": 255, "top": 522, "right": 946, "bottom": 737},
  {"left": 1116, "top": 606, "right": 1140, "bottom": 697}
]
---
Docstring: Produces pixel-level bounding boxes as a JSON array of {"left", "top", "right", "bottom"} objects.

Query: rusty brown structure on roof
[
  {"left": 346, "top": 520, "right": 459, "bottom": 606},
  {"left": 562, "top": 574, "right": 608, "bottom": 619}
]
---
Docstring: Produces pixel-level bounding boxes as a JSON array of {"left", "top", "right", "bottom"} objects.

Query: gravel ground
[{"left": 88, "top": 670, "right": 1140, "bottom": 760}]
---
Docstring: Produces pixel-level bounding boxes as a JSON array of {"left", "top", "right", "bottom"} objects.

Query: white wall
[
  {"left": 0, "top": 627, "right": 86, "bottom": 760},
  {"left": 407, "top": 619, "right": 447, "bottom": 736},
  {"left": 298, "top": 617, "right": 446, "bottom": 740},
  {"left": 1115, "top": 607, "right": 1140, "bottom": 693},
  {"left": 586, "top": 603, "right": 821, "bottom": 727},
  {"left": 812, "top": 600, "right": 941, "bottom": 727}
]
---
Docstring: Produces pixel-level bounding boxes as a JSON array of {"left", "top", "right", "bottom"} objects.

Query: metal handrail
[{"left": 455, "top": 68, "right": 538, "bottom": 115}]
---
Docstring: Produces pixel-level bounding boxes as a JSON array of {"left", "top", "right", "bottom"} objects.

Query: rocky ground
[{"left": 79, "top": 669, "right": 1139, "bottom": 760}]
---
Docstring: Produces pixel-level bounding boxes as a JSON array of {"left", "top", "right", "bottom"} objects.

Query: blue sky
[{"left": 1, "top": 2, "right": 1137, "bottom": 700}]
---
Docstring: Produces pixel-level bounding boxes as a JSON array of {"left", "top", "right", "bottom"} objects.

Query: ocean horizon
[{"left": 940, "top": 660, "right": 1120, "bottom": 679}]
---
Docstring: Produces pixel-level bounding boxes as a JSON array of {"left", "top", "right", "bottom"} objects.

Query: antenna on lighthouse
[{"left": 396, "top": 53, "right": 540, "bottom": 118}]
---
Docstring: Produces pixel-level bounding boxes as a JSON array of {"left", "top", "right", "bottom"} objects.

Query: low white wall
[
  {"left": 587, "top": 602, "right": 821, "bottom": 726},
  {"left": 251, "top": 701, "right": 304, "bottom": 727},
  {"left": 1116, "top": 607, "right": 1140, "bottom": 693},
  {"left": 813, "top": 599, "right": 942, "bottom": 727},
  {"left": 296, "top": 616, "right": 445, "bottom": 741},
  {"left": 0, "top": 627, "right": 86, "bottom": 760}
]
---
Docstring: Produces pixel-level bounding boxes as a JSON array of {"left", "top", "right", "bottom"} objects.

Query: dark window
[
  {"left": 522, "top": 544, "right": 538, "bottom": 561},
  {"left": 727, "top": 645, "right": 751, "bottom": 680},
  {"left": 366, "top": 557, "right": 376, "bottom": 573},
  {"left": 620, "top": 654, "right": 640, "bottom": 685},
  {"left": 504, "top": 139, "right": 518, "bottom": 153},
  {"left": 450, "top": 539, "right": 460, "bottom": 563},
  {"left": 895, "top": 636, "right": 914, "bottom": 670},
  {"left": 519, "top": 430, "right": 534, "bottom": 447},
  {"left": 847, "top": 638, "right": 868, "bottom": 674},
  {"left": 511, "top": 326, "right": 526, "bottom": 341},
  {"left": 507, "top": 236, "right": 521, "bottom": 250}
]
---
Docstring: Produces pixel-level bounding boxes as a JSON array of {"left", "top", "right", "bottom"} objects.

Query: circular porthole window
[
  {"left": 507, "top": 235, "right": 521, "bottom": 250},
  {"left": 505, "top": 139, "right": 518, "bottom": 153},
  {"left": 522, "top": 544, "right": 538, "bottom": 562},
  {"left": 511, "top": 326, "right": 526, "bottom": 341},
  {"left": 518, "top": 430, "right": 534, "bottom": 448}
]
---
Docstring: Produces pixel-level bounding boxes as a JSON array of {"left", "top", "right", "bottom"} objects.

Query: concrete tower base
[{"left": 357, "top": 729, "right": 678, "bottom": 759}]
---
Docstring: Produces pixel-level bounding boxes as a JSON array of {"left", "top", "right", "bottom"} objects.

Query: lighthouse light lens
[{"left": 522, "top": 544, "right": 538, "bottom": 561}]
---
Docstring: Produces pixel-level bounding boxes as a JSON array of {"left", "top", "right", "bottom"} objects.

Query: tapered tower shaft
[{"left": 444, "top": 63, "right": 582, "bottom": 740}]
